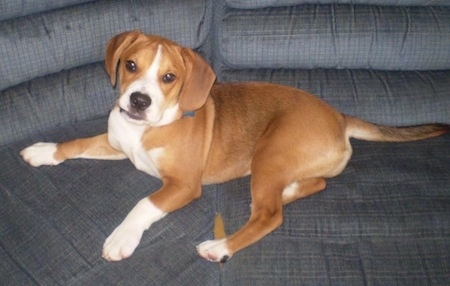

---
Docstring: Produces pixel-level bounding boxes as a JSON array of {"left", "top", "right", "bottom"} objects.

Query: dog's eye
[
  {"left": 162, "top": 73, "right": 176, "bottom": 83},
  {"left": 125, "top": 60, "right": 137, "bottom": 72}
]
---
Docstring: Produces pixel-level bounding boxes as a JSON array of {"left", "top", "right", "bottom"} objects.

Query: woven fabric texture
[
  {"left": 219, "top": 5, "right": 450, "bottom": 70},
  {"left": 225, "top": 0, "right": 450, "bottom": 9}
]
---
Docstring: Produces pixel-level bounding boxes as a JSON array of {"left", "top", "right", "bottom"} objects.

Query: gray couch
[{"left": 1, "top": 0, "right": 449, "bottom": 285}]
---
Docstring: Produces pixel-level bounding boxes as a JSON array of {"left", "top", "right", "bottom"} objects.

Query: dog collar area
[{"left": 182, "top": 111, "right": 195, "bottom": 118}]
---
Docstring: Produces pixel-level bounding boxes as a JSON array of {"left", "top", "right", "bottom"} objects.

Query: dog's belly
[
  {"left": 202, "top": 142, "right": 254, "bottom": 184},
  {"left": 202, "top": 163, "right": 251, "bottom": 185},
  {"left": 108, "top": 107, "right": 162, "bottom": 178}
]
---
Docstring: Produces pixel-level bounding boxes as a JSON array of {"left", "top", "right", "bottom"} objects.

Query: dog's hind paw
[
  {"left": 197, "top": 239, "right": 231, "bottom": 263},
  {"left": 20, "top": 142, "right": 62, "bottom": 167}
]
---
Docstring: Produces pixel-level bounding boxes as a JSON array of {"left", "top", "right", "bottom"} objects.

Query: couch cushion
[
  {"left": 0, "top": 0, "right": 212, "bottom": 91},
  {"left": 219, "top": 5, "right": 450, "bottom": 71},
  {"left": 220, "top": 69, "right": 450, "bottom": 126},
  {"left": 217, "top": 134, "right": 450, "bottom": 284},
  {"left": 0, "top": 118, "right": 220, "bottom": 285},
  {"left": 0, "top": 0, "right": 95, "bottom": 21},
  {"left": 225, "top": 0, "right": 450, "bottom": 9},
  {"left": 221, "top": 237, "right": 450, "bottom": 284},
  {"left": 0, "top": 63, "right": 114, "bottom": 147}
]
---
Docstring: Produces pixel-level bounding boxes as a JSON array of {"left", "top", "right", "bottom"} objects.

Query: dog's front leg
[
  {"left": 21, "top": 133, "right": 126, "bottom": 166},
  {"left": 102, "top": 179, "right": 202, "bottom": 261}
]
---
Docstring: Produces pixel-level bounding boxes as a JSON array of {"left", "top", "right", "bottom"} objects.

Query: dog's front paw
[
  {"left": 197, "top": 239, "right": 231, "bottom": 263},
  {"left": 20, "top": 142, "right": 62, "bottom": 167},
  {"left": 102, "top": 225, "right": 144, "bottom": 261},
  {"left": 102, "top": 198, "right": 166, "bottom": 262}
]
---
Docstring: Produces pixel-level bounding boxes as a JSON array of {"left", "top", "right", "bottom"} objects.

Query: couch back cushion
[
  {"left": 0, "top": 0, "right": 95, "bottom": 21},
  {"left": 219, "top": 5, "right": 450, "bottom": 71},
  {"left": 225, "top": 0, "right": 450, "bottom": 9}
]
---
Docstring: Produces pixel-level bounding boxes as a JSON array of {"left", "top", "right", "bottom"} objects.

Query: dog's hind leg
[
  {"left": 197, "top": 115, "right": 337, "bottom": 262},
  {"left": 197, "top": 174, "right": 286, "bottom": 262},
  {"left": 282, "top": 178, "right": 327, "bottom": 205},
  {"left": 197, "top": 145, "right": 296, "bottom": 262},
  {"left": 197, "top": 177, "right": 327, "bottom": 263}
]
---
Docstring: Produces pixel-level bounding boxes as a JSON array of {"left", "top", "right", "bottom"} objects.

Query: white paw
[
  {"left": 197, "top": 238, "right": 231, "bottom": 263},
  {"left": 102, "top": 198, "right": 166, "bottom": 262},
  {"left": 20, "top": 142, "right": 62, "bottom": 167},
  {"left": 102, "top": 224, "right": 144, "bottom": 261}
]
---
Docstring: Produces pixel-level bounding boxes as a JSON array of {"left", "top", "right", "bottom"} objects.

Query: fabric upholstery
[
  {"left": 225, "top": 0, "right": 450, "bottom": 9},
  {"left": 0, "top": 63, "right": 113, "bottom": 147},
  {"left": 0, "top": 0, "right": 95, "bottom": 21},
  {"left": 219, "top": 5, "right": 450, "bottom": 71}
]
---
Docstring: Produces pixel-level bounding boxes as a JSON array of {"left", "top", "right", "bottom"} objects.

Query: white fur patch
[
  {"left": 134, "top": 147, "right": 164, "bottom": 178},
  {"left": 197, "top": 239, "right": 231, "bottom": 262},
  {"left": 77, "top": 152, "right": 127, "bottom": 161},
  {"left": 102, "top": 198, "right": 166, "bottom": 261},
  {"left": 108, "top": 106, "right": 163, "bottom": 178},
  {"left": 282, "top": 181, "right": 299, "bottom": 202},
  {"left": 20, "top": 142, "right": 61, "bottom": 166}
]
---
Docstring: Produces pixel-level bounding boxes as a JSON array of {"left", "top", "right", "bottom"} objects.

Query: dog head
[{"left": 105, "top": 31, "right": 216, "bottom": 126}]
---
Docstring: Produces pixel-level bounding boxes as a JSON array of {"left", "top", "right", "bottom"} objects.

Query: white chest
[{"left": 107, "top": 107, "right": 163, "bottom": 178}]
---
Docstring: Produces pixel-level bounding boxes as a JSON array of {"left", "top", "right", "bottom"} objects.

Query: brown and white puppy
[{"left": 21, "top": 31, "right": 449, "bottom": 263}]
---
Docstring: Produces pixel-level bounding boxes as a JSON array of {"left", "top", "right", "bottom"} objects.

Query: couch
[{"left": 1, "top": 0, "right": 449, "bottom": 284}]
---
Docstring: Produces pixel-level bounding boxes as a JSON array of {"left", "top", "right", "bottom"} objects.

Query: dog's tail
[{"left": 345, "top": 115, "right": 449, "bottom": 142}]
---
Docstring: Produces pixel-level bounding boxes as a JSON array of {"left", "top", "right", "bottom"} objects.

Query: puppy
[{"left": 21, "top": 31, "right": 449, "bottom": 263}]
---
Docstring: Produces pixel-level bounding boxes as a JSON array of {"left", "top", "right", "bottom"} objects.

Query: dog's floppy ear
[
  {"left": 179, "top": 49, "right": 216, "bottom": 112},
  {"left": 105, "top": 30, "right": 141, "bottom": 87}
]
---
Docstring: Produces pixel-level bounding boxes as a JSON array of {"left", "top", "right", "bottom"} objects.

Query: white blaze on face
[{"left": 119, "top": 45, "right": 180, "bottom": 127}]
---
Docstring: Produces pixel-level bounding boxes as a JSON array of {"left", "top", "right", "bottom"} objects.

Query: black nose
[{"left": 130, "top": 92, "right": 151, "bottom": 111}]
